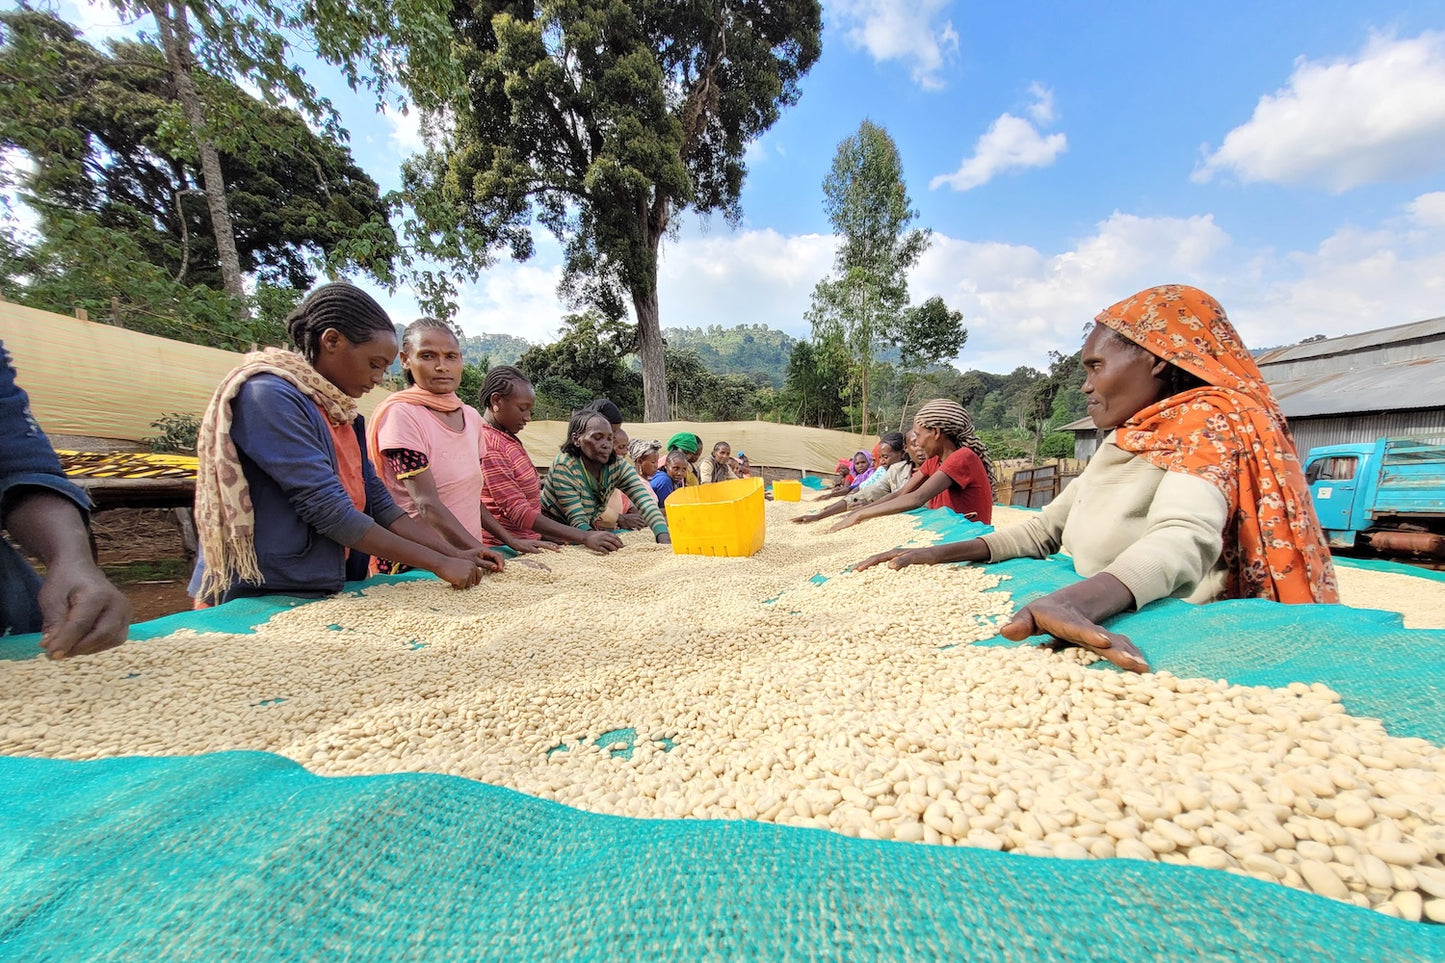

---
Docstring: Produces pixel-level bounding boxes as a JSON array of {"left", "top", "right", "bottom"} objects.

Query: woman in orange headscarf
[{"left": 856, "top": 284, "right": 1337, "bottom": 672}]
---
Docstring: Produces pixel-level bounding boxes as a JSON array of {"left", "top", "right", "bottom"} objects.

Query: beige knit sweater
[{"left": 980, "top": 434, "right": 1229, "bottom": 607}]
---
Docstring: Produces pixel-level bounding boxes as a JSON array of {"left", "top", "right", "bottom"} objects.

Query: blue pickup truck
[{"left": 1303, "top": 438, "right": 1445, "bottom": 559}]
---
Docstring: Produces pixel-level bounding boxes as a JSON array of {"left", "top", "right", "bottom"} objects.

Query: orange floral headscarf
[{"left": 1096, "top": 285, "right": 1338, "bottom": 605}]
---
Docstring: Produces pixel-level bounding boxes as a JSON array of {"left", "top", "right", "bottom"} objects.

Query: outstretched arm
[
  {"left": 1000, "top": 574, "right": 1149, "bottom": 673},
  {"left": 827, "top": 470, "right": 952, "bottom": 532}
]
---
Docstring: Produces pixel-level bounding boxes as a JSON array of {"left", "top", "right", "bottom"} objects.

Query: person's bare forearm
[
  {"left": 352, "top": 520, "right": 452, "bottom": 573},
  {"left": 6, "top": 490, "right": 94, "bottom": 568},
  {"left": 530, "top": 513, "right": 587, "bottom": 544},
  {"left": 921, "top": 539, "right": 992, "bottom": 565}
]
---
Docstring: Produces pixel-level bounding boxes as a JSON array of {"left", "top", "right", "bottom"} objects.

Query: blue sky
[{"left": 52, "top": 0, "right": 1445, "bottom": 372}]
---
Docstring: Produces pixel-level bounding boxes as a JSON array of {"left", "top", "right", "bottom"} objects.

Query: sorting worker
[
  {"left": 856, "top": 284, "right": 1338, "bottom": 673},
  {"left": 189, "top": 283, "right": 502, "bottom": 606},
  {"left": 698, "top": 440, "right": 741, "bottom": 484},
  {"left": 665, "top": 433, "right": 703, "bottom": 486},
  {"left": 649, "top": 450, "right": 690, "bottom": 508},
  {"left": 828, "top": 400, "right": 995, "bottom": 533},
  {"left": 792, "top": 432, "right": 912, "bottom": 525},
  {"left": 476, "top": 366, "right": 625, "bottom": 554},
  {"left": 365, "top": 318, "right": 554, "bottom": 573},
  {"left": 0, "top": 343, "right": 131, "bottom": 657},
  {"left": 541, "top": 409, "right": 672, "bottom": 546}
]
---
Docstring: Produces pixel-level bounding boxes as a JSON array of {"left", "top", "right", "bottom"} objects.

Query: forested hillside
[{"left": 662, "top": 325, "right": 798, "bottom": 388}]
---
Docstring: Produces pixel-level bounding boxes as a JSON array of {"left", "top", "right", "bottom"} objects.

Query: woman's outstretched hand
[
  {"left": 852, "top": 547, "right": 932, "bottom": 572},
  {"left": 999, "top": 597, "right": 1149, "bottom": 673}
]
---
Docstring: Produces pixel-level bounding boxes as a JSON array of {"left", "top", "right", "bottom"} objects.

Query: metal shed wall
[{"left": 1287, "top": 408, "right": 1445, "bottom": 456}]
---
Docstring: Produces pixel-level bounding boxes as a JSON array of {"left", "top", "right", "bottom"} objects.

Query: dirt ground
[{"left": 90, "top": 509, "right": 194, "bottom": 623}]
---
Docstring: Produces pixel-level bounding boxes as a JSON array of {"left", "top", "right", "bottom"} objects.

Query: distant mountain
[
  {"left": 460, "top": 332, "right": 532, "bottom": 367},
  {"left": 663, "top": 324, "right": 799, "bottom": 388}
]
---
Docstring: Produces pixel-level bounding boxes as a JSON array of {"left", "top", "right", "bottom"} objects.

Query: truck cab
[{"left": 1303, "top": 439, "right": 1445, "bottom": 558}]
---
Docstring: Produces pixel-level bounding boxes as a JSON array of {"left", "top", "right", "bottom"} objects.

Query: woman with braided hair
[
  {"left": 856, "top": 285, "right": 1338, "bottom": 674},
  {"left": 826, "top": 399, "right": 994, "bottom": 534},
  {"left": 366, "top": 319, "right": 555, "bottom": 572},
  {"left": 477, "top": 366, "right": 625, "bottom": 554},
  {"left": 189, "top": 283, "right": 502, "bottom": 605}
]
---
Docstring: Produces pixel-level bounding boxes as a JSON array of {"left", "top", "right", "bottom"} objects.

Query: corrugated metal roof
[
  {"left": 1055, "top": 354, "right": 1445, "bottom": 430},
  {"left": 1269, "top": 355, "right": 1445, "bottom": 417},
  {"left": 1254, "top": 315, "right": 1445, "bottom": 365}
]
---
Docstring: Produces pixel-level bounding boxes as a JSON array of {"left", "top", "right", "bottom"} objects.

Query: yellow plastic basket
[
  {"left": 771, "top": 479, "right": 802, "bottom": 502},
  {"left": 664, "top": 477, "right": 766, "bottom": 557}
]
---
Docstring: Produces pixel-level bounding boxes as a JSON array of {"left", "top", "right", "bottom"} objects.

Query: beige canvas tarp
[
  {"left": 0, "top": 301, "right": 387, "bottom": 439},
  {"left": 1, "top": 301, "right": 875, "bottom": 472},
  {"left": 518, "top": 421, "right": 877, "bottom": 475}
]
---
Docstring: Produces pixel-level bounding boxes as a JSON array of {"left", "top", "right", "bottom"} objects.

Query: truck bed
[{"left": 1369, "top": 440, "right": 1445, "bottom": 519}]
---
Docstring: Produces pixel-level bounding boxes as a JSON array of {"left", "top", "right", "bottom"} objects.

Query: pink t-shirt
[{"left": 374, "top": 403, "right": 487, "bottom": 541}]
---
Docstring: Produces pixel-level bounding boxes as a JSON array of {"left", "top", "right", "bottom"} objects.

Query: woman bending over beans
[
  {"left": 541, "top": 410, "right": 672, "bottom": 547},
  {"left": 793, "top": 432, "right": 913, "bottom": 525},
  {"left": 856, "top": 285, "right": 1339, "bottom": 673},
  {"left": 827, "top": 400, "right": 994, "bottom": 533},
  {"left": 189, "top": 284, "right": 502, "bottom": 605}
]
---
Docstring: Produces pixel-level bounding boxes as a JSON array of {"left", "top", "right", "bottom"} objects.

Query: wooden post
[
  {"left": 110, "top": 297, "right": 124, "bottom": 328},
  {"left": 74, "top": 308, "right": 89, "bottom": 322}
]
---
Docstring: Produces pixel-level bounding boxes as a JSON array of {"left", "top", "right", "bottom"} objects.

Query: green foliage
[
  {"left": 663, "top": 324, "right": 798, "bottom": 388},
  {"left": 399, "top": 0, "right": 822, "bottom": 417},
  {"left": 531, "top": 376, "right": 596, "bottom": 422},
  {"left": 0, "top": 9, "right": 399, "bottom": 349},
  {"left": 457, "top": 361, "right": 488, "bottom": 409},
  {"left": 144, "top": 411, "right": 200, "bottom": 453},
  {"left": 0, "top": 209, "right": 282, "bottom": 349},
  {"left": 898, "top": 296, "right": 966, "bottom": 370},
  {"left": 1039, "top": 431, "right": 1076, "bottom": 459},
  {"left": 517, "top": 313, "right": 643, "bottom": 418},
  {"left": 663, "top": 347, "right": 763, "bottom": 421},
  {"left": 459, "top": 333, "right": 531, "bottom": 368}
]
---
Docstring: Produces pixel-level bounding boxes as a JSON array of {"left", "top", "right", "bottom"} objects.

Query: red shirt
[
  {"left": 479, "top": 421, "right": 541, "bottom": 544},
  {"left": 918, "top": 448, "right": 993, "bottom": 523}
]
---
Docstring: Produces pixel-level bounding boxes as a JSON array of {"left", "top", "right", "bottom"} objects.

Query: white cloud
[
  {"left": 908, "top": 213, "right": 1233, "bottom": 370},
  {"left": 381, "top": 105, "right": 427, "bottom": 157},
  {"left": 1026, "top": 82, "right": 1056, "bottom": 125},
  {"left": 658, "top": 228, "right": 836, "bottom": 331},
  {"left": 828, "top": 0, "right": 959, "bottom": 91},
  {"left": 353, "top": 193, "right": 1445, "bottom": 375},
  {"left": 1408, "top": 191, "right": 1445, "bottom": 228},
  {"left": 1195, "top": 32, "right": 1445, "bottom": 192},
  {"left": 930, "top": 86, "right": 1067, "bottom": 191}
]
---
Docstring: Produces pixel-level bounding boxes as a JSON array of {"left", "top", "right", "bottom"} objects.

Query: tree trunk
[
  {"left": 860, "top": 359, "right": 869, "bottom": 437},
  {"left": 632, "top": 198, "right": 670, "bottom": 422},
  {"left": 632, "top": 285, "right": 670, "bottom": 422},
  {"left": 148, "top": 0, "right": 247, "bottom": 309}
]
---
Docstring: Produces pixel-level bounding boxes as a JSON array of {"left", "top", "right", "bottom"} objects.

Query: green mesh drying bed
[{"left": 2, "top": 506, "right": 1443, "bottom": 961}]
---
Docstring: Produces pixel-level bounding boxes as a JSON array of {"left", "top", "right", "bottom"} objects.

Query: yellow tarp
[{"left": 2, "top": 301, "right": 875, "bottom": 472}]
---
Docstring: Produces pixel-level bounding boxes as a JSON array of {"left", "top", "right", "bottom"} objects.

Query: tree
[
  {"left": 517, "top": 312, "right": 644, "bottom": 418},
  {"left": 79, "top": 0, "right": 464, "bottom": 316},
  {"left": 807, "top": 120, "right": 930, "bottom": 435},
  {"left": 400, "top": 0, "right": 823, "bottom": 421},
  {"left": 0, "top": 10, "right": 398, "bottom": 346},
  {"left": 898, "top": 296, "right": 965, "bottom": 370}
]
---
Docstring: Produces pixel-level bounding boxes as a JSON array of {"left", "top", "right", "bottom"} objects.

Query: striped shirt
[
  {"left": 479, "top": 421, "right": 542, "bottom": 545},
  {"left": 541, "top": 452, "right": 669, "bottom": 536}
]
